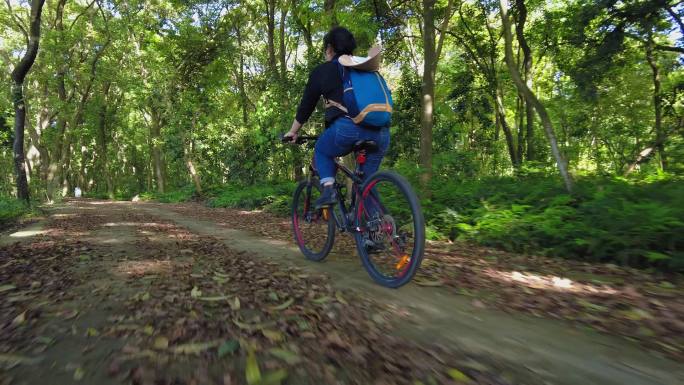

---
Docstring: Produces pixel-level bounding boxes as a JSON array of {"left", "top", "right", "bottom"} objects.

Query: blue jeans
[{"left": 314, "top": 117, "right": 390, "bottom": 185}]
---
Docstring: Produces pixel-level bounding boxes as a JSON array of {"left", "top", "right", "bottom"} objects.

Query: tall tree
[
  {"left": 514, "top": 0, "right": 535, "bottom": 162},
  {"left": 9, "top": 0, "right": 47, "bottom": 203},
  {"left": 499, "top": 0, "right": 573, "bottom": 192},
  {"left": 419, "top": 0, "right": 454, "bottom": 188}
]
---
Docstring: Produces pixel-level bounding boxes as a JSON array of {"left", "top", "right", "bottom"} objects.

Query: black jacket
[{"left": 295, "top": 59, "right": 346, "bottom": 127}]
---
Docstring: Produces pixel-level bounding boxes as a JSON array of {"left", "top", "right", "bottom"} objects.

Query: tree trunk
[
  {"left": 11, "top": 0, "right": 46, "bottom": 204},
  {"left": 645, "top": 40, "right": 666, "bottom": 170},
  {"left": 97, "top": 82, "right": 114, "bottom": 199},
  {"left": 419, "top": 0, "right": 437, "bottom": 188},
  {"left": 495, "top": 84, "right": 519, "bottom": 167},
  {"left": 291, "top": 0, "right": 313, "bottom": 53},
  {"left": 278, "top": 4, "right": 288, "bottom": 79},
  {"left": 149, "top": 106, "right": 166, "bottom": 193},
  {"left": 185, "top": 118, "right": 202, "bottom": 194},
  {"left": 514, "top": 0, "right": 535, "bottom": 162},
  {"left": 265, "top": 0, "right": 277, "bottom": 75},
  {"left": 46, "top": 0, "right": 68, "bottom": 201},
  {"left": 499, "top": 0, "right": 573, "bottom": 192},
  {"left": 418, "top": 0, "right": 453, "bottom": 189},
  {"left": 235, "top": 24, "right": 249, "bottom": 125}
]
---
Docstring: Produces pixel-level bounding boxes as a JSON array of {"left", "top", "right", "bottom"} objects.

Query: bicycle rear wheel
[
  {"left": 354, "top": 171, "right": 425, "bottom": 288},
  {"left": 292, "top": 179, "right": 335, "bottom": 261}
]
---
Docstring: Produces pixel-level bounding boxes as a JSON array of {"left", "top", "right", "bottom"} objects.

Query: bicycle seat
[{"left": 353, "top": 140, "right": 379, "bottom": 153}]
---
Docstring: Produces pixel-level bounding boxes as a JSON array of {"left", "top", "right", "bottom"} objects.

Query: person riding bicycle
[{"left": 283, "top": 27, "right": 390, "bottom": 209}]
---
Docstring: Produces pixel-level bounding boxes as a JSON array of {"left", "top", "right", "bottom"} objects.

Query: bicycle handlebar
[{"left": 279, "top": 133, "right": 319, "bottom": 144}]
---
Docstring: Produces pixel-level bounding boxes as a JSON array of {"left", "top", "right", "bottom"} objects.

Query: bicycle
[{"left": 281, "top": 134, "right": 425, "bottom": 288}]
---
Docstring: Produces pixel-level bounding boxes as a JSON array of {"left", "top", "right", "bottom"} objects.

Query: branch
[
  {"left": 666, "top": 5, "right": 684, "bottom": 37},
  {"left": 4, "top": 0, "right": 29, "bottom": 45},
  {"left": 654, "top": 43, "right": 684, "bottom": 54},
  {"left": 68, "top": 0, "right": 96, "bottom": 31},
  {"left": 435, "top": 0, "right": 455, "bottom": 65}
]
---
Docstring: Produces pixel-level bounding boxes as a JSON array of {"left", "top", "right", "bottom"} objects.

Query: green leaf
[
  {"left": 170, "top": 340, "right": 221, "bottom": 354},
  {"left": 268, "top": 348, "right": 301, "bottom": 364},
  {"left": 255, "top": 369, "right": 288, "bottom": 385},
  {"left": 198, "top": 295, "right": 230, "bottom": 302},
  {"left": 246, "top": 348, "right": 261, "bottom": 385},
  {"left": 335, "top": 292, "right": 348, "bottom": 305},
  {"left": 231, "top": 297, "right": 241, "bottom": 310},
  {"left": 218, "top": 340, "right": 240, "bottom": 358},
  {"left": 447, "top": 368, "right": 470, "bottom": 382},
  {"left": 153, "top": 336, "right": 169, "bottom": 350},
  {"left": 73, "top": 367, "right": 85, "bottom": 381},
  {"left": 261, "top": 329, "right": 284, "bottom": 342},
  {"left": 270, "top": 298, "right": 293, "bottom": 311},
  {"left": 645, "top": 251, "right": 670, "bottom": 261},
  {"left": 190, "top": 286, "right": 202, "bottom": 298},
  {"left": 312, "top": 296, "right": 331, "bottom": 304}
]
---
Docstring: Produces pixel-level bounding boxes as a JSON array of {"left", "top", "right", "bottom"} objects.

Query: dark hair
[{"left": 323, "top": 27, "right": 356, "bottom": 56}]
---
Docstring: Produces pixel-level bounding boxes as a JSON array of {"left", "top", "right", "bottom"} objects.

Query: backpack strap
[
  {"left": 323, "top": 98, "right": 348, "bottom": 113},
  {"left": 322, "top": 58, "right": 350, "bottom": 114}
]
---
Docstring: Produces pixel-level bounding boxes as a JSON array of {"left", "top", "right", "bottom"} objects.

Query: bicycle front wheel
[
  {"left": 354, "top": 171, "right": 425, "bottom": 288},
  {"left": 292, "top": 179, "right": 335, "bottom": 261}
]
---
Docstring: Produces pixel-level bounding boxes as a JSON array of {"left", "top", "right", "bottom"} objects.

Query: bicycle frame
[{"left": 305, "top": 152, "right": 366, "bottom": 233}]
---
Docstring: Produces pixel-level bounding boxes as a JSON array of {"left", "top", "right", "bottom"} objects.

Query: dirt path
[{"left": 1, "top": 200, "right": 682, "bottom": 385}]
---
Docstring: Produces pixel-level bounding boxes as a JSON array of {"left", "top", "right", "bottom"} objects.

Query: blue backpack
[{"left": 334, "top": 61, "right": 393, "bottom": 128}]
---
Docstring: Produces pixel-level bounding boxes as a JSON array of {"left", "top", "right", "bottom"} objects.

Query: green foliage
[
  {"left": 138, "top": 185, "right": 197, "bottom": 203},
  {"left": 207, "top": 182, "right": 295, "bottom": 216},
  {"left": 0, "top": 196, "right": 29, "bottom": 225},
  {"left": 419, "top": 172, "right": 684, "bottom": 271}
]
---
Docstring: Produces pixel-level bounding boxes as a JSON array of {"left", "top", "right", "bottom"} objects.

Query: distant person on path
[{"left": 283, "top": 27, "right": 390, "bottom": 209}]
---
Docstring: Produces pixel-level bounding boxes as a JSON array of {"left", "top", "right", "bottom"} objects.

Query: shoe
[{"left": 314, "top": 185, "right": 337, "bottom": 209}]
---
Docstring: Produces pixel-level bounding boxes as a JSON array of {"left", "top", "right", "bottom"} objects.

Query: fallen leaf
[
  {"left": 0, "top": 284, "right": 16, "bottom": 293},
  {"left": 447, "top": 368, "right": 470, "bottom": 382},
  {"left": 335, "top": 292, "right": 348, "bottom": 305},
  {"left": 170, "top": 340, "right": 221, "bottom": 355},
  {"left": 86, "top": 328, "right": 99, "bottom": 337},
  {"left": 218, "top": 340, "right": 240, "bottom": 358},
  {"left": 199, "top": 296, "right": 230, "bottom": 302},
  {"left": 313, "top": 296, "right": 331, "bottom": 304},
  {"left": 143, "top": 325, "right": 154, "bottom": 335},
  {"left": 74, "top": 367, "right": 85, "bottom": 381},
  {"left": 0, "top": 354, "right": 42, "bottom": 367},
  {"left": 153, "top": 336, "right": 169, "bottom": 350},
  {"left": 231, "top": 297, "right": 241, "bottom": 311},
  {"left": 191, "top": 286, "right": 202, "bottom": 298},
  {"left": 268, "top": 348, "right": 301, "bottom": 364},
  {"left": 270, "top": 298, "right": 293, "bottom": 311},
  {"left": 246, "top": 348, "right": 261, "bottom": 385},
  {"left": 257, "top": 369, "right": 288, "bottom": 385},
  {"left": 11, "top": 311, "right": 26, "bottom": 326},
  {"left": 262, "top": 329, "right": 284, "bottom": 342}
]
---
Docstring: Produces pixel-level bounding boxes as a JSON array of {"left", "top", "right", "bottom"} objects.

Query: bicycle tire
[
  {"left": 354, "top": 171, "right": 425, "bottom": 288},
  {"left": 292, "top": 179, "right": 335, "bottom": 261}
]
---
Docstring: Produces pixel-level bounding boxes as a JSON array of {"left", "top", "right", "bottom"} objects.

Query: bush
[
  {"left": 421, "top": 174, "right": 684, "bottom": 271},
  {"left": 136, "top": 185, "right": 197, "bottom": 203},
  {"left": 207, "top": 182, "right": 295, "bottom": 215},
  {"left": 0, "top": 197, "right": 29, "bottom": 225}
]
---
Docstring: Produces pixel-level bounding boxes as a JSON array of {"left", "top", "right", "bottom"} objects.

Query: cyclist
[{"left": 283, "top": 27, "right": 390, "bottom": 209}]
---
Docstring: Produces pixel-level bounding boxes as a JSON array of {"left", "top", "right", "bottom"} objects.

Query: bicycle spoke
[
  {"left": 356, "top": 172, "right": 424, "bottom": 286},
  {"left": 292, "top": 180, "right": 335, "bottom": 261}
]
